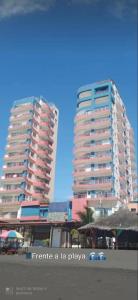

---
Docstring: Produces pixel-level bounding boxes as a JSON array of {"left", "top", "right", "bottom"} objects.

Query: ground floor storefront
[{"left": 0, "top": 220, "right": 80, "bottom": 248}]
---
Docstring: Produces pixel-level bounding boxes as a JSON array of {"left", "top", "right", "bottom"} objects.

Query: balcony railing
[
  {"left": 6, "top": 143, "right": 28, "bottom": 151},
  {"left": 33, "top": 181, "right": 45, "bottom": 189},
  {"left": 31, "top": 192, "right": 46, "bottom": 201},
  {"left": 74, "top": 143, "right": 112, "bottom": 155},
  {"left": 73, "top": 182, "right": 113, "bottom": 191},
  {"left": 40, "top": 112, "right": 49, "bottom": 120},
  {"left": 38, "top": 140, "right": 49, "bottom": 148},
  {"left": 10, "top": 112, "right": 33, "bottom": 123},
  {"left": 33, "top": 181, "right": 50, "bottom": 192},
  {"left": 11, "top": 103, "right": 33, "bottom": 114},
  {"left": 34, "top": 169, "right": 50, "bottom": 181},
  {"left": 8, "top": 123, "right": 31, "bottom": 132},
  {"left": 73, "top": 155, "right": 112, "bottom": 166},
  {"left": 39, "top": 120, "right": 49, "bottom": 127},
  {"left": 74, "top": 168, "right": 112, "bottom": 178},
  {"left": 3, "top": 164, "right": 26, "bottom": 173},
  {"left": 74, "top": 131, "right": 111, "bottom": 143},
  {"left": 1, "top": 176, "right": 24, "bottom": 183},
  {"left": 8, "top": 133, "right": 30, "bottom": 141},
  {"left": 75, "top": 108, "right": 110, "bottom": 122},
  {"left": 116, "top": 102, "right": 124, "bottom": 113},
  {"left": 0, "top": 188, "right": 23, "bottom": 195},
  {"left": 37, "top": 149, "right": 48, "bottom": 157},
  {"left": 4, "top": 154, "right": 27, "bottom": 162},
  {"left": 73, "top": 195, "right": 117, "bottom": 201},
  {"left": 35, "top": 158, "right": 51, "bottom": 170},
  {"left": 75, "top": 119, "right": 111, "bottom": 133}
]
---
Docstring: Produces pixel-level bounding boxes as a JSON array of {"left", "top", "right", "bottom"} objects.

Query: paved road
[{"left": 0, "top": 249, "right": 137, "bottom": 300}]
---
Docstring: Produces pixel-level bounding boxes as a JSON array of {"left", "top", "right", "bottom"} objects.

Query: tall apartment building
[
  {"left": 0, "top": 96, "right": 58, "bottom": 220},
  {"left": 72, "top": 79, "right": 137, "bottom": 220}
]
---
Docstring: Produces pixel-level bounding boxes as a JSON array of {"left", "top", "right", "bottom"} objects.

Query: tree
[{"left": 77, "top": 206, "right": 94, "bottom": 225}]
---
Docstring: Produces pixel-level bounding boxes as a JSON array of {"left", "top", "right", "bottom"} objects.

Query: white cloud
[
  {"left": 0, "top": 0, "right": 137, "bottom": 20},
  {"left": 70, "top": 0, "right": 137, "bottom": 19},
  {"left": 109, "top": 0, "right": 137, "bottom": 19},
  {"left": 0, "top": 0, "right": 56, "bottom": 19},
  {"left": 70, "top": 0, "right": 99, "bottom": 4}
]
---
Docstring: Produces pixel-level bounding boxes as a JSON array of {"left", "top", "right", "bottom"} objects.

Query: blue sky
[{"left": 0, "top": 0, "right": 137, "bottom": 201}]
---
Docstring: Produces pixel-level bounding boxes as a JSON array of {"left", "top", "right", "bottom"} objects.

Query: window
[
  {"left": 95, "top": 96, "right": 109, "bottom": 105},
  {"left": 78, "top": 100, "right": 92, "bottom": 109},
  {"left": 95, "top": 85, "right": 109, "bottom": 94},
  {"left": 79, "top": 90, "right": 91, "bottom": 99}
]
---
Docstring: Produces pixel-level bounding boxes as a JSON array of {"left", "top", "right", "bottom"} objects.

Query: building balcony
[
  {"left": 130, "top": 151, "right": 135, "bottom": 159},
  {"left": 38, "top": 142, "right": 53, "bottom": 154},
  {"left": 132, "top": 174, "right": 138, "bottom": 180},
  {"left": 40, "top": 112, "right": 49, "bottom": 120},
  {"left": 117, "top": 123, "right": 125, "bottom": 132},
  {"left": 6, "top": 143, "right": 28, "bottom": 151},
  {"left": 39, "top": 128, "right": 50, "bottom": 138},
  {"left": 8, "top": 123, "right": 31, "bottom": 132},
  {"left": 4, "top": 154, "right": 27, "bottom": 162},
  {"left": 129, "top": 135, "right": 134, "bottom": 143},
  {"left": 38, "top": 153, "right": 52, "bottom": 164},
  {"left": 35, "top": 158, "right": 49, "bottom": 169},
  {"left": 116, "top": 102, "right": 124, "bottom": 113},
  {"left": 11, "top": 103, "right": 33, "bottom": 114},
  {"left": 73, "top": 182, "right": 113, "bottom": 192},
  {"left": 31, "top": 192, "right": 47, "bottom": 201},
  {"left": 10, "top": 112, "right": 33, "bottom": 123},
  {"left": 31, "top": 135, "right": 39, "bottom": 144},
  {"left": 32, "top": 125, "right": 39, "bottom": 134},
  {"left": 133, "top": 193, "right": 138, "bottom": 200},
  {"left": 33, "top": 181, "right": 45, "bottom": 189},
  {"left": 131, "top": 163, "right": 136, "bottom": 170},
  {"left": 132, "top": 183, "right": 138, "bottom": 190},
  {"left": 118, "top": 152, "right": 125, "bottom": 159},
  {"left": 38, "top": 140, "right": 48, "bottom": 148},
  {"left": 3, "top": 164, "right": 26, "bottom": 173},
  {"left": 73, "top": 155, "right": 112, "bottom": 166},
  {"left": 39, "top": 120, "right": 49, "bottom": 128},
  {"left": 74, "top": 131, "right": 111, "bottom": 143},
  {"left": 39, "top": 134, "right": 53, "bottom": 144},
  {"left": 39, "top": 127, "right": 54, "bottom": 137},
  {"left": 36, "top": 149, "right": 48, "bottom": 157},
  {"left": 38, "top": 140, "right": 53, "bottom": 151},
  {"left": 119, "top": 176, "right": 126, "bottom": 182},
  {"left": 130, "top": 144, "right": 135, "bottom": 152},
  {"left": 39, "top": 134, "right": 53, "bottom": 145},
  {"left": 7, "top": 133, "right": 30, "bottom": 141},
  {"left": 33, "top": 181, "right": 50, "bottom": 192},
  {"left": 75, "top": 108, "right": 111, "bottom": 123},
  {"left": 74, "top": 143, "right": 112, "bottom": 155},
  {"left": 118, "top": 143, "right": 125, "bottom": 151},
  {"left": 0, "top": 188, "right": 23, "bottom": 195},
  {"left": 73, "top": 168, "right": 112, "bottom": 179},
  {"left": 75, "top": 119, "right": 111, "bottom": 133},
  {"left": 34, "top": 169, "right": 50, "bottom": 181},
  {"left": 116, "top": 112, "right": 125, "bottom": 122},
  {"left": 41, "top": 103, "right": 50, "bottom": 113},
  {"left": 120, "top": 191, "right": 127, "bottom": 198},
  {"left": 73, "top": 195, "right": 118, "bottom": 202},
  {"left": 119, "top": 165, "right": 126, "bottom": 173},
  {"left": 1, "top": 176, "right": 24, "bottom": 184},
  {"left": 32, "top": 115, "right": 40, "bottom": 124}
]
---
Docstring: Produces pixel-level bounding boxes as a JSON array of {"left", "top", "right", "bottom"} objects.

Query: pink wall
[
  {"left": 21, "top": 201, "right": 40, "bottom": 207},
  {"left": 20, "top": 216, "right": 41, "bottom": 221},
  {"left": 72, "top": 198, "right": 88, "bottom": 221}
]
